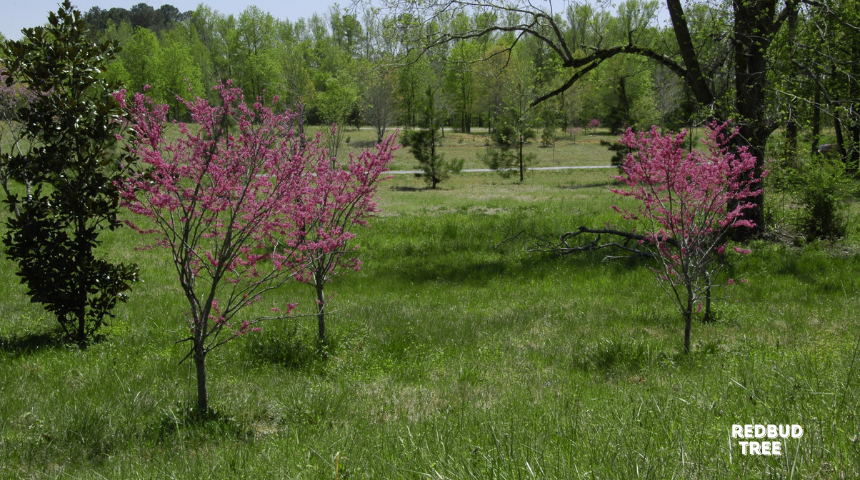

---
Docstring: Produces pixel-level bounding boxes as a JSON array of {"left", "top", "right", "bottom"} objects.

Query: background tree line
[
  {"left": 74, "top": 0, "right": 857, "bottom": 156},
  {"left": 72, "top": 1, "right": 698, "bottom": 136},
  {"left": 1, "top": 0, "right": 856, "bottom": 238}
]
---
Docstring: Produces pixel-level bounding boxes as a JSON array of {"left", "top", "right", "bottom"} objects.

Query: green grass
[
  {"left": 1, "top": 140, "right": 860, "bottom": 479},
  {"left": 308, "top": 125, "right": 622, "bottom": 171}
]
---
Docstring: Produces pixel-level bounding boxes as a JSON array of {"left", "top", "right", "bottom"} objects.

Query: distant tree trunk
[
  {"left": 786, "top": 119, "right": 797, "bottom": 159},
  {"left": 518, "top": 137, "right": 524, "bottom": 182},
  {"left": 785, "top": 6, "right": 798, "bottom": 161},
  {"left": 812, "top": 89, "right": 821, "bottom": 156},
  {"left": 849, "top": 76, "right": 860, "bottom": 172}
]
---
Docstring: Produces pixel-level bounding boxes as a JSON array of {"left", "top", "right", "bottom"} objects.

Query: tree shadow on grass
[
  {"left": 385, "top": 245, "right": 650, "bottom": 286},
  {"left": 558, "top": 180, "right": 618, "bottom": 191},
  {"left": 394, "top": 258, "right": 509, "bottom": 285},
  {"left": 243, "top": 324, "right": 331, "bottom": 372},
  {"left": 390, "top": 185, "right": 424, "bottom": 192},
  {"left": 0, "top": 329, "right": 68, "bottom": 357},
  {"left": 155, "top": 401, "right": 253, "bottom": 442}
]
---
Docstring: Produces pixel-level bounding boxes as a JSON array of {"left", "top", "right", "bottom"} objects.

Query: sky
[{"left": 0, "top": 0, "right": 351, "bottom": 40}]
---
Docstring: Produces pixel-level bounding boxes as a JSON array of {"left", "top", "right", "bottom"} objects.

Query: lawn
[{"left": 1, "top": 127, "right": 859, "bottom": 479}]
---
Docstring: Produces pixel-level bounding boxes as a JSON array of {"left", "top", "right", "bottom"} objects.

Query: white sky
[{"left": 0, "top": 0, "right": 352, "bottom": 40}]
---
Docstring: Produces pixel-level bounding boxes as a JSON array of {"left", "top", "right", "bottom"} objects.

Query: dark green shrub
[
  {"left": 1, "top": 1, "right": 138, "bottom": 346},
  {"left": 795, "top": 155, "right": 849, "bottom": 239}
]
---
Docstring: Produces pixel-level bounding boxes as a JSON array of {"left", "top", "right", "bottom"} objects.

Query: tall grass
[{"left": 1, "top": 148, "right": 859, "bottom": 478}]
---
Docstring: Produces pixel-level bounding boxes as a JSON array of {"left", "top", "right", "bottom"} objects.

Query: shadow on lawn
[
  {"left": 0, "top": 329, "right": 68, "bottom": 357},
  {"left": 389, "top": 249, "right": 639, "bottom": 286},
  {"left": 244, "top": 324, "right": 332, "bottom": 372},
  {"left": 389, "top": 185, "right": 425, "bottom": 192},
  {"left": 558, "top": 180, "right": 617, "bottom": 191}
]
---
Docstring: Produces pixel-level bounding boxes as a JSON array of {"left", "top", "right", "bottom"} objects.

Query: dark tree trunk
[
  {"left": 194, "top": 342, "right": 208, "bottom": 414},
  {"left": 834, "top": 113, "right": 848, "bottom": 164},
  {"left": 316, "top": 281, "right": 326, "bottom": 341},
  {"left": 665, "top": 0, "right": 715, "bottom": 107},
  {"left": 731, "top": 0, "right": 780, "bottom": 238},
  {"left": 848, "top": 74, "right": 860, "bottom": 172},
  {"left": 812, "top": 88, "right": 821, "bottom": 155},
  {"left": 518, "top": 138, "right": 524, "bottom": 182}
]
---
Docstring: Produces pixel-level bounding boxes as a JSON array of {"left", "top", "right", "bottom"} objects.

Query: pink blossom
[
  {"left": 612, "top": 121, "right": 764, "bottom": 352},
  {"left": 116, "top": 82, "right": 397, "bottom": 409}
]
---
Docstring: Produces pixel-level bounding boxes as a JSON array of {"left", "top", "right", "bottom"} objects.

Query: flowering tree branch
[
  {"left": 612, "top": 121, "right": 765, "bottom": 353},
  {"left": 117, "top": 83, "right": 326, "bottom": 413}
]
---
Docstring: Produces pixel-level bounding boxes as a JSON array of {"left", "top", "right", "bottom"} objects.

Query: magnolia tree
[
  {"left": 291, "top": 126, "right": 396, "bottom": 341},
  {"left": 116, "top": 83, "right": 397, "bottom": 413},
  {"left": 2, "top": 3, "right": 138, "bottom": 346},
  {"left": 612, "top": 122, "right": 764, "bottom": 354}
]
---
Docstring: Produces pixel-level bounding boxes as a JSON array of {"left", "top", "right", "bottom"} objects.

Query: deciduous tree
[
  {"left": 612, "top": 122, "right": 764, "bottom": 353},
  {"left": 292, "top": 130, "right": 397, "bottom": 340},
  {"left": 118, "top": 83, "right": 319, "bottom": 413}
]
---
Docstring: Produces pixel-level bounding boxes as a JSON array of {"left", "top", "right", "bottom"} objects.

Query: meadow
[{"left": 1, "top": 127, "right": 859, "bottom": 479}]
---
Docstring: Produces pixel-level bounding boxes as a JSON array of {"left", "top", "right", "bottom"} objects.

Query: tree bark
[
  {"left": 194, "top": 342, "right": 208, "bottom": 414},
  {"left": 665, "top": 0, "right": 715, "bottom": 107},
  {"left": 732, "top": 0, "right": 780, "bottom": 237},
  {"left": 684, "top": 310, "right": 692, "bottom": 354},
  {"left": 518, "top": 138, "right": 524, "bottom": 182},
  {"left": 316, "top": 281, "right": 326, "bottom": 341},
  {"left": 684, "top": 288, "right": 694, "bottom": 354},
  {"left": 812, "top": 88, "right": 821, "bottom": 156}
]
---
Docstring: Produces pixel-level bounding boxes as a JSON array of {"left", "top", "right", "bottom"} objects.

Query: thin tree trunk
[
  {"left": 316, "top": 282, "right": 326, "bottom": 341},
  {"left": 703, "top": 278, "right": 713, "bottom": 323},
  {"left": 519, "top": 139, "right": 524, "bottom": 182},
  {"left": 684, "top": 288, "right": 694, "bottom": 354},
  {"left": 834, "top": 114, "right": 848, "bottom": 163},
  {"left": 75, "top": 218, "right": 88, "bottom": 347},
  {"left": 812, "top": 88, "right": 821, "bottom": 156},
  {"left": 194, "top": 342, "right": 208, "bottom": 414}
]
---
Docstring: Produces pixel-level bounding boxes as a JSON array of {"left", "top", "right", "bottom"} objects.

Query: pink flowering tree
[
  {"left": 117, "top": 83, "right": 329, "bottom": 414},
  {"left": 585, "top": 118, "right": 600, "bottom": 136},
  {"left": 612, "top": 122, "right": 764, "bottom": 354},
  {"left": 567, "top": 126, "right": 582, "bottom": 144},
  {"left": 290, "top": 127, "right": 397, "bottom": 341}
]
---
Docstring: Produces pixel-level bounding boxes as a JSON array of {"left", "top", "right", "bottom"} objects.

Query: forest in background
[{"left": 0, "top": 0, "right": 844, "bottom": 159}]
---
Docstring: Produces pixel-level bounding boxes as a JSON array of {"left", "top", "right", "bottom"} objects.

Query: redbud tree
[
  {"left": 290, "top": 126, "right": 396, "bottom": 341},
  {"left": 116, "top": 83, "right": 396, "bottom": 413},
  {"left": 612, "top": 122, "right": 764, "bottom": 354}
]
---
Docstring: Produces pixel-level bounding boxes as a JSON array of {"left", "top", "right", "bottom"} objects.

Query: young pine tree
[
  {"left": 404, "top": 87, "right": 462, "bottom": 188},
  {"left": 482, "top": 110, "right": 536, "bottom": 182}
]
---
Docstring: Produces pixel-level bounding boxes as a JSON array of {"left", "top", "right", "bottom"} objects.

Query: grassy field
[{"left": 1, "top": 126, "right": 859, "bottom": 479}]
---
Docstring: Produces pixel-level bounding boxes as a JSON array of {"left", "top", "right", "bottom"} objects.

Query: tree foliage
[
  {"left": 118, "top": 83, "right": 312, "bottom": 413},
  {"left": 612, "top": 122, "right": 765, "bottom": 353},
  {"left": 404, "top": 87, "right": 463, "bottom": 188},
  {"left": 1, "top": 0, "right": 139, "bottom": 346},
  {"left": 291, "top": 130, "right": 397, "bottom": 340},
  {"left": 117, "top": 82, "right": 397, "bottom": 413}
]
